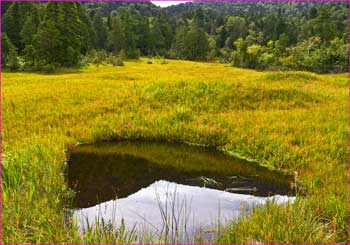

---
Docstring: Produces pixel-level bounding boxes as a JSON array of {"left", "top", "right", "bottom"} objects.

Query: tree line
[{"left": 2, "top": 2, "right": 348, "bottom": 73}]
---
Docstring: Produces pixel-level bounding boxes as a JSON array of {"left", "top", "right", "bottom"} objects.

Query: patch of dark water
[{"left": 67, "top": 141, "right": 295, "bottom": 242}]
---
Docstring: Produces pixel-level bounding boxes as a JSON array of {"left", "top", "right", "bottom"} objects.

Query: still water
[{"left": 67, "top": 141, "right": 295, "bottom": 240}]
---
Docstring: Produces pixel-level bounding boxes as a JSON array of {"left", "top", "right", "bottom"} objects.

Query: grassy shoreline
[{"left": 3, "top": 59, "right": 347, "bottom": 243}]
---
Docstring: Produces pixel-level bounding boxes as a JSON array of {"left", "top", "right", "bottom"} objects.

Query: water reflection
[
  {"left": 74, "top": 180, "right": 294, "bottom": 241},
  {"left": 67, "top": 141, "right": 295, "bottom": 240}
]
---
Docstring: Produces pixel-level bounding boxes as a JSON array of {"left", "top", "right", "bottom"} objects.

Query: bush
[
  {"left": 127, "top": 48, "right": 140, "bottom": 59},
  {"left": 115, "top": 57, "right": 124, "bottom": 66},
  {"left": 147, "top": 60, "right": 152, "bottom": 64},
  {"left": 41, "top": 64, "right": 57, "bottom": 73},
  {"left": 119, "top": 49, "right": 127, "bottom": 61},
  {"left": 7, "top": 55, "right": 21, "bottom": 71},
  {"left": 96, "top": 50, "right": 108, "bottom": 64},
  {"left": 82, "top": 49, "right": 112, "bottom": 67},
  {"left": 108, "top": 55, "right": 124, "bottom": 66},
  {"left": 79, "top": 55, "right": 89, "bottom": 67},
  {"left": 23, "top": 45, "right": 36, "bottom": 68},
  {"left": 2, "top": 33, "right": 21, "bottom": 71}
]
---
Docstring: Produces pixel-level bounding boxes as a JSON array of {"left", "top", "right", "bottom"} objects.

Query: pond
[{"left": 67, "top": 141, "right": 295, "bottom": 242}]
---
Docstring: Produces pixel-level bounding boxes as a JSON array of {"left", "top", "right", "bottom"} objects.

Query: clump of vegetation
[
  {"left": 217, "top": 200, "right": 336, "bottom": 244},
  {"left": 115, "top": 57, "right": 124, "bottom": 66},
  {"left": 173, "top": 106, "right": 192, "bottom": 123},
  {"left": 110, "top": 56, "right": 124, "bottom": 67},
  {"left": 119, "top": 49, "right": 127, "bottom": 61},
  {"left": 147, "top": 60, "right": 153, "bottom": 64},
  {"left": 81, "top": 50, "right": 125, "bottom": 67},
  {"left": 40, "top": 64, "right": 58, "bottom": 74},
  {"left": 126, "top": 48, "right": 141, "bottom": 59},
  {"left": 264, "top": 71, "right": 319, "bottom": 81},
  {"left": 2, "top": 33, "right": 21, "bottom": 71}
]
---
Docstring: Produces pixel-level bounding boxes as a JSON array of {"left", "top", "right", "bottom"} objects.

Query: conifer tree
[
  {"left": 59, "top": 3, "right": 82, "bottom": 66},
  {"left": 184, "top": 24, "right": 209, "bottom": 60},
  {"left": 2, "top": 33, "right": 19, "bottom": 70},
  {"left": 3, "top": 2, "right": 33, "bottom": 51},
  {"left": 173, "top": 25, "right": 187, "bottom": 58},
  {"left": 93, "top": 11, "right": 108, "bottom": 49},
  {"left": 20, "top": 6, "right": 40, "bottom": 47},
  {"left": 34, "top": 19, "right": 62, "bottom": 65},
  {"left": 108, "top": 16, "right": 127, "bottom": 53},
  {"left": 78, "top": 4, "right": 95, "bottom": 55}
]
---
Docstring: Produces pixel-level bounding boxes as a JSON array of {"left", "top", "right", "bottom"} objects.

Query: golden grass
[{"left": 2, "top": 58, "right": 347, "bottom": 243}]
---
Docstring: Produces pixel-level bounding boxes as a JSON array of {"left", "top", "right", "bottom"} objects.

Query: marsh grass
[
  {"left": 263, "top": 71, "right": 320, "bottom": 81},
  {"left": 2, "top": 59, "right": 347, "bottom": 243},
  {"left": 217, "top": 199, "right": 336, "bottom": 244}
]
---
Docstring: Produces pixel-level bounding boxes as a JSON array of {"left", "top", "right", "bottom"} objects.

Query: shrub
[
  {"left": 127, "top": 48, "right": 140, "bottom": 59},
  {"left": 41, "top": 64, "right": 57, "bottom": 73},
  {"left": 115, "top": 57, "right": 124, "bottom": 66},
  {"left": 147, "top": 60, "right": 152, "bottom": 64},
  {"left": 119, "top": 49, "right": 127, "bottom": 61},
  {"left": 7, "top": 55, "right": 21, "bottom": 71},
  {"left": 108, "top": 55, "right": 124, "bottom": 66}
]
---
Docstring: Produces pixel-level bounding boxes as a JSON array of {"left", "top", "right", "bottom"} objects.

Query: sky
[{"left": 151, "top": 1, "right": 191, "bottom": 8}]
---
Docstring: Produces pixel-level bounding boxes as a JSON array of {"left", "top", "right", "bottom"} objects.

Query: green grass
[
  {"left": 217, "top": 200, "right": 335, "bottom": 243},
  {"left": 2, "top": 59, "right": 348, "bottom": 243}
]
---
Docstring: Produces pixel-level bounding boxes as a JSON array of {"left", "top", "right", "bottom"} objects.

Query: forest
[{"left": 2, "top": 1, "right": 348, "bottom": 73}]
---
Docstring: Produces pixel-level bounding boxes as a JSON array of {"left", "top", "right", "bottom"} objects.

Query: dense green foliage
[
  {"left": 2, "top": 2, "right": 348, "bottom": 72},
  {"left": 2, "top": 33, "right": 20, "bottom": 70}
]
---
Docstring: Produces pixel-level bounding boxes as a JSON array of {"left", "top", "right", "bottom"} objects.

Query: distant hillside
[
  {"left": 84, "top": 2, "right": 161, "bottom": 16},
  {"left": 164, "top": 1, "right": 346, "bottom": 18}
]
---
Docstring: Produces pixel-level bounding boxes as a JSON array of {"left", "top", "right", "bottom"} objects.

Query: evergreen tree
[
  {"left": 23, "top": 45, "right": 36, "bottom": 68},
  {"left": 20, "top": 6, "right": 40, "bottom": 47},
  {"left": 231, "top": 37, "right": 248, "bottom": 67},
  {"left": 2, "top": 33, "right": 20, "bottom": 70},
  {"left": 78, "top": 4, "right": 95, "bottom": 55},
  {"left": 184, "top": 24, "right": 209, "bottom": 60},
  {"left": 34, "top": 19, "right": 62, "bottom": 66},
  {"left": 135, "top": 16, "right": 152, "bottom": 55},
  {"left": 309, "top": 7, "right": 318, "bottom": 19},
  {"left": 150, "top": 18, "right": 165, "bottom": 54},
  {"left": 93, "top": 11, "right": 108, "bottom": 49},
  {"left": 59, "top": 3, "right": 82, "bottom": 66},
  {"left": 274, "top": 33, "right": 289, "bottom": 56},
  {"left": 157, "top": 11, "right": 175, "bottom": 50},
  {"left": 193, "top": 8, "right": 205, "bottom": 28},
  {"left": 272, "top": 11, "right": 286, "bottom": 41},
  {"left": 32, "top": 2, "right": 83, "bottom": 67},
  {"left": 311, "top": 7, "right": 337, "bottom": 42},
  {"left": 173, "top": 25, "right": 187, "bottom": 58},
  {"left": 3, "top": 2, "right": 33, "bottom": 51},
  {"left": 108, "top": 16, "right": 127, "bottom": 53},
  {"left": 225, "top": 16, "right": 247, "bottom": 42},
  {"left": 33, "top": 3, "right": 62, "bottom": 65}
]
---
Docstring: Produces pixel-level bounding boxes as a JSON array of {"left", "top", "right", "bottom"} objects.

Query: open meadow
[{"left": 2, "top": 59, "right": 348, "bottom": 243}]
